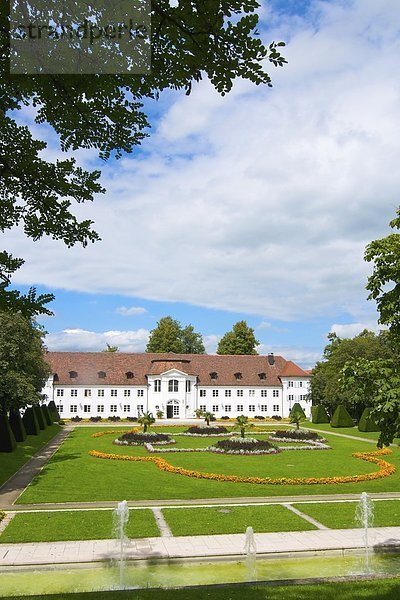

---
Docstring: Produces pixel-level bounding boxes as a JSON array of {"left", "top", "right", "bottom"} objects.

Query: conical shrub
[
  {"left": 9, "top": 409, "right": 27, "bottom": 442},
  {"left": 358, "top": 408, "right": 380, "bottom": 432},
  {"left": 41, "top": 404, "right": 53, "bottom": 426},
  {"left": 47, "top": 401, "right": 60, "bottom": 422},
  {"left": 33, "top": 404, "right": 46, "bottom": 430},
  {"left": 22, "top": 406, "right": 40, "bottom": 436},
  {"left": 290, "top": 402, "right": 306, "bottom": 419},
  {"left": 0, "top": 413, "right": 17, "bottom": 452},
  {"left": 331, "top": 404, "right": 354, "bottom": 428},
  {"left": 311, "top": 405, "right": 330, "bottom": 424}
]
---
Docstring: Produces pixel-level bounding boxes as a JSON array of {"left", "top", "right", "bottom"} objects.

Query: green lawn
[
  {"left": 14, "top": 427, "right": 400, "bottom": 503},
  {"left": 0, "top": 425, "right": 62, "bottom": 487},
  {"left": 2, "top": 578, "right": 400, "bottom": 600},
  {"left": 295, "top": 499, "right": 400, "bottom": 529},
  {"left": 0, "top": 509, "right": 159, "bottom": 543},
  {"left": 162, "top": 504, "right": 316, "bottom": 536},
  {"left": 304, "top": 423, "right": 400, "bottom": 444}
]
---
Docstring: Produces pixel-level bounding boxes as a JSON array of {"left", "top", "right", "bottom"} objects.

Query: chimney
[{"left": 267, "top": 353, "right": 275, "bottom": 366}]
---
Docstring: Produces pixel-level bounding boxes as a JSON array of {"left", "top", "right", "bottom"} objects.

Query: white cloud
[
  {"left": 258, "top": 343, "right": 322, "bottom": 370},
  {"left": 45, "top": 328, "right": 150, "bottom": 352},
  {"left": 116, "top": 306, "right": 147, "bottom": 316},
  {"left": 4, "top": 0, "right": 400, "bottom": 325},
  {"left": 329, "top": 322, "right": 380, "bottom": 338},
  {"left": 203, "top": 334, "right": 221, "bottom": 354}
]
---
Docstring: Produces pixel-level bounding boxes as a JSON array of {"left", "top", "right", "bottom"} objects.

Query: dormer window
[
  {"left": 258, "top": 372, "right": 266, "bottom": 380},
  {"left": 126, "top": 371, "right": 134, "bottom": 379},
  {"left": 210, "top": 372, "right": 218, "bottom": 380},
  {"left": 98, "top": 371, "right": 106, "bottom": 379},
  {"left": 69, "top": 371, "right": 77, "bottom": 379},
  {"left": 234, "top": 372, "right": 242, "bottom": 380},
  {"left": 53, "top": 373, "right": 59, "bottom": 382}
]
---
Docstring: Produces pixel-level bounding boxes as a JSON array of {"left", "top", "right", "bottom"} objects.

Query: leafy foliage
[
  {"left": 138, "top": 411, "right": 156, "bottom": 432},
  {"left": 146, "top": 316, "right": 205, "bottom": 353},
  {"left": 234, "top": 414, "right": 253, "bottom": 438},
  {"left": 203, "top": 411, "right": 216, "bottom": 426},
  {"left": 358, "top": 408, "right": 380, "bottom": 433},
  {"left": 309, "top": 330, "right": 393, "bottom": 417},
  {"left": 1, "top": 1, "right": 286, "bottom": 312},
  {"left": 365, "top": 207, "right": 400, "bottom": 339},
  {"left": 0, "top": 311, "right": 50, "bottom": 413},
  {"left": 217, "top": 320, "right": 259, "bottom": 355}
]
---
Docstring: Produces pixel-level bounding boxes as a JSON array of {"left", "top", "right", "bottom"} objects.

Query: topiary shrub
[
  {"left": 220, "top": 416, "right": 230, "bottom": 420},
  {"left": 90, "top": 416, "right": 102, "bottom": 422},
  {"left": 271, "top": 415, "right": 282, "bottom": 421},
  {"left": 70, "top": 415, "right": 82, "bottom": 422},
  {"left": 358, "top": 408, "right": 380, "bottom": 432},
  {"left": 311, "top": 405, "right": 330, "bottom": 424},
  {"left": 41, "top": 404, "right": 53, "bottom": 426},
  {"left": 330, "top": 404, "right": 354, "bottom": 428},
  {"left": 0, "top": 413, "right": 17, "bottom": 452},
  {"left": 108, "top": 415, "right": 121, "bottom": 422},
  {"left": 22, "top": 407, "right": 40, "bottom": 435},
  {"left": 254, "top": 415, "right": 265, "bottom": 420},
  {"left": 47, "top": 401, "right": 60, "bottom": 422},
  {"left": 290, "top": 403, "right": 306, "bottom": 419},
  {"left": 9, "top": 409, "right": 27, "bottom": 442},
  {"left": 126, "top": 416, "right": 138, "bottom": 422},
  {"left": 33, "top": 404, "right": 46, "bottom": 430}
]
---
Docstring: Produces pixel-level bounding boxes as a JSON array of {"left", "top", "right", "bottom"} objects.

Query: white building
[{"left": 43, "top": 352, "right": 311, "bottom": 420}]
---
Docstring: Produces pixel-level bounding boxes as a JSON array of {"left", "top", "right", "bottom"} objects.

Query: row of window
[
  {"left": 287, "top": 381, "right": 306, "bottom": 387},
  {"left": 199, "top": 389, "right": 279, "bottom": 398},
  {"left": 199, "top": 404, "right": 280, "bottom": 413},
  {"left": 56, "top": 386, "right": 280, "bottom": 398},
  {"left": 61, "top": 404, "right": 145, "bottom": 414},
  {"left": 57, "top": 389, "right": 145, "bottom": 398},
  {"left": 288, "top": 394, "right": 308, "bottom": 401}
]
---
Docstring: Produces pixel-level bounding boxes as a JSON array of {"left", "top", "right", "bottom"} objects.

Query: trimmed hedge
[
  {"left": 33, "top": 404, "right": 46, "bottom": 430},
  {"left": 22, "top": 406, "right": 40, "bottom": 436},
  {"left": 290, "top": 403, "right": 306, "bottom": 418},
  {"left": 41, "top": 404, "right": 53, "bottom": 426},
  {"left": 0, "top": 413, "right": 17, "bottom": 452},
  {"left": 358, "top": 407, "right": 380, "bottom": 432},
  {"left": 331, "top": 404, "right": 354, "bottom": 428},
  {"left": 311, "top": 405, "right": 330, "bottom": 424},
  {"left": 9, "top": 409, "right": 27, "bottom": 442},
  {"left": 47, "top": 400, "right": 60, "bottom": 422}
]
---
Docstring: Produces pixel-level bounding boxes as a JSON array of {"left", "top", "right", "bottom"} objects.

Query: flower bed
[
  {"left": 184, "top": 426, "right": 229, "bottom": 435},
  {"left": 114, "top": 432, "right": 175, "bottom": 446},
  {"left": 145, "top": 443, "right": 209, "bottom": 453},
  {"left": 88, "top": 447, "right": 396, "bottom": 485},
  {"left": 209, "top": 437, "right": 280, "bottom": 455},
  {"left": 271, "top": 429, "right": 325, "bottom": 442}
]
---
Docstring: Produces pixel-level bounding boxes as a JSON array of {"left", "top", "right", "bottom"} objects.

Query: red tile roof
[{"left": 45, "top": 352, "right": 309, "bottom": 387}]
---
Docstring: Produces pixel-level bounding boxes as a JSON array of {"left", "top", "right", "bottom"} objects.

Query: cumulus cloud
[
  {"left": 329, "top": 322, "right": 380, "bottom": 338},
  {"left": 5, "top": 0, "right": 400, "bottom": 325},
  {"left": 45, "top": 328, "right": 150, "bottom": 352},
  {"left": 116, "top": 306, "right": 147, "bottom": 316},
  {"left": 258, "top": 343, "right": 322, "bottom": 370}
]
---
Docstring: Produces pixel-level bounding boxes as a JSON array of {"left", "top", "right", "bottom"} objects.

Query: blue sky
[{"left": 6, "top": 0, "right": 400, "bottom": 368}]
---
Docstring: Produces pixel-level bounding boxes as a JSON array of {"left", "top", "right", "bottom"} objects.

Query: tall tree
[
  {"left": 217, "top": 320, "right": 259, "bottom": 355},
  {"left": 365, "top": 207, "right": 400, "bottom": 340},
  {"left": 309, "top": 330, "right": 393, "bottom": 418},
  {"left": 0, "top": 311, "right": 50, "bottom": 415},
  {"left": 146, "top": 316, "right": 205, "bottom": 353},
  {"left": 1, "top": 2, "right": 287, "bottom": 311}
]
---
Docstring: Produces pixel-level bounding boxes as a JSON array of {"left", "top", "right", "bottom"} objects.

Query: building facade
[{"left": 43, "top": 352, "right": 311, "bottom": 420}]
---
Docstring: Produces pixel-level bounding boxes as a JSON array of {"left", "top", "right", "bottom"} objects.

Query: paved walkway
[{"left": 1, "top": 527, "right": 400, "bottom": 566}]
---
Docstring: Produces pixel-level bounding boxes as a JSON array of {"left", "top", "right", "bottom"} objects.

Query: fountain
[
  {"left": 355, "top": 492, "right": 374, "bottom": 573},
  {"left": 113, "top": 500, "right": 130, "bottom": 588},
  {"left": 243, "top": 526, "right": 257, "bottom": 581}
]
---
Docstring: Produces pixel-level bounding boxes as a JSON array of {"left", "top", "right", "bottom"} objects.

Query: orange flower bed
[
  {"left": 88, "top": 447, "right": 395, "bottom": 486},
  {"left": 91, "top": 429, "right": 138, "bottom": 438}
]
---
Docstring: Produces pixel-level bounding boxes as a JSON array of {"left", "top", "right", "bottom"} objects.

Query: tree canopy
[
  {"left": 146, "top": 316, "right": 205, "bottom": 353},
  {"left": 217, "top": 320, "right": 259, "bottom": 355},
  {"left": 365, "top": 207, "right": 400, "bottom": 340},
  {"left": 1, "top": 1, "right": 287, "bottom": 312},
  {"left": 309, "top": 330, "right": 394, "bottom": 419},
  {"left": 0, "top": 310, "right": 50, "bottom": 414}
]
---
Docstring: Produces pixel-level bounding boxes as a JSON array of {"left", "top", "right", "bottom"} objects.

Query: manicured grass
[
  {"left": 15, "top": 427, "right": 400, "bottom": 504},
  {"left": 295, "top": 499, "right": 400, "bottom": 529},
  {"left": 2, "top": 578, "right": 400, "bottom": 600},
  {"left": 304, "top": 423, "right": 400, "bottom": 444},
  {"left": 0, "top": 509, "right": 159, "bottom": 543},
  {"left": 162, "top": 504, "right": 316, "bottom": 536},
  {"left": 0, "top": 425, "right": 62, "bottom": 487}
]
